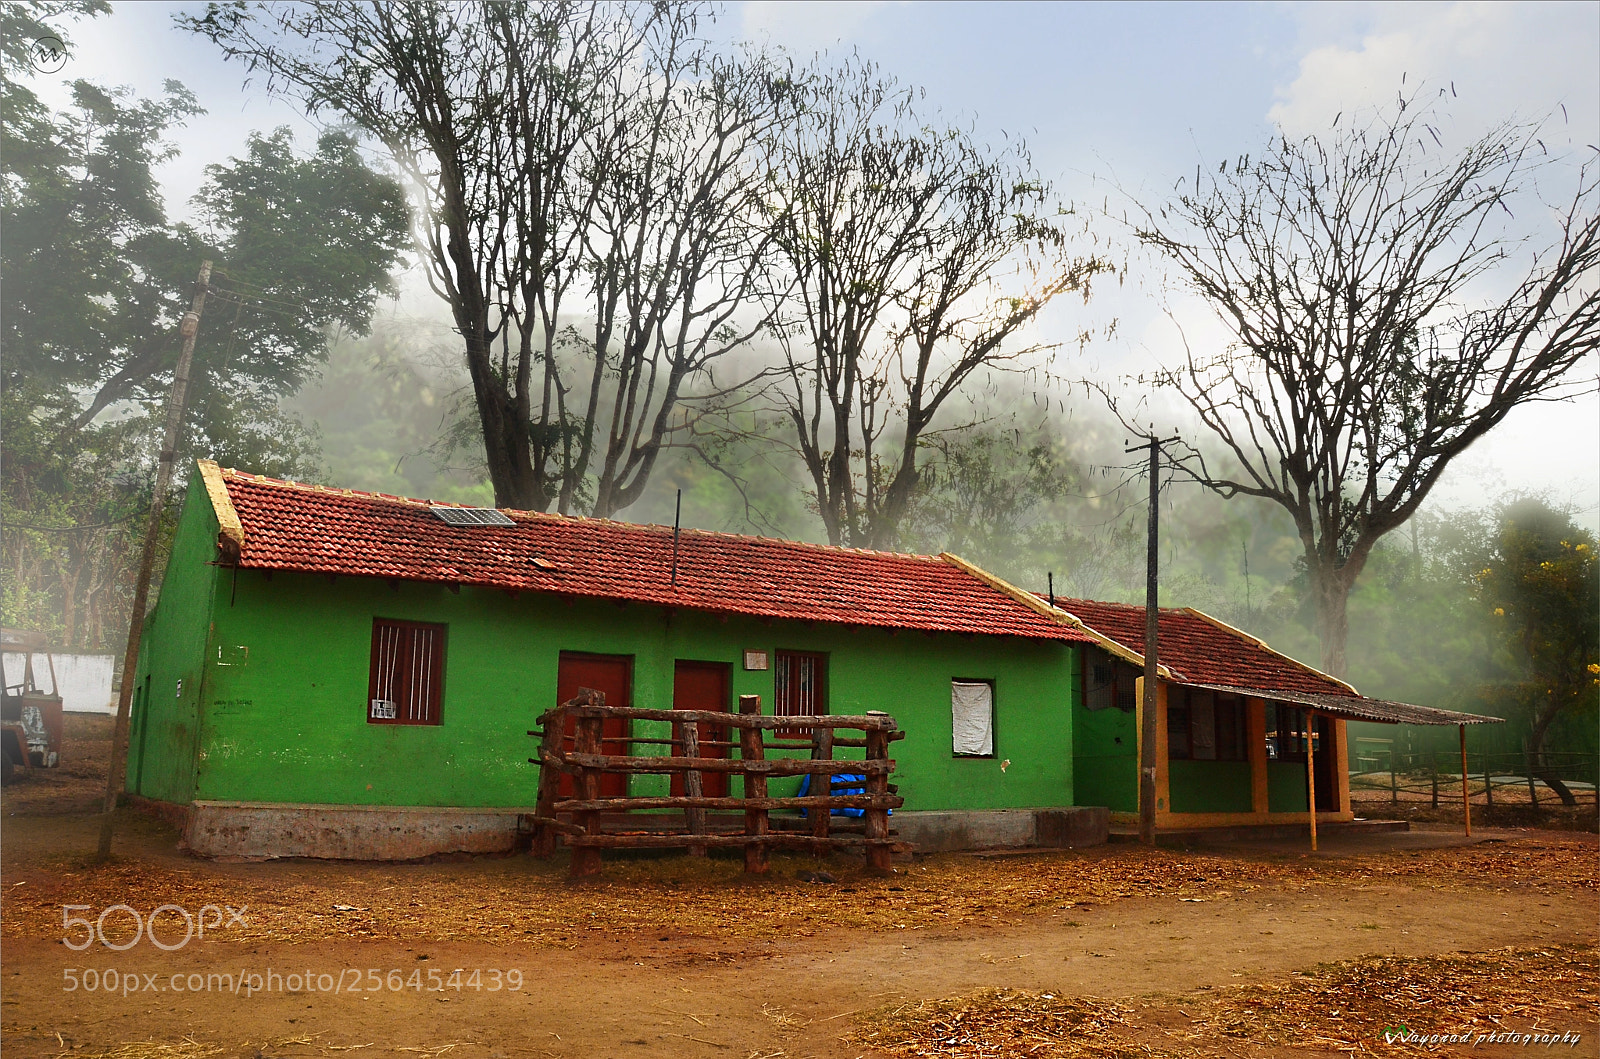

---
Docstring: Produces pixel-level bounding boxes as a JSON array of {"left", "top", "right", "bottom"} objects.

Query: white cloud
[{"left": 1270, "top": 2, "right": 1599, "bottom": 146}]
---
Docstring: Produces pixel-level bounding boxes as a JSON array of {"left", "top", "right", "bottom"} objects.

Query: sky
[{"left": 24, "top": 0, "right": 1600, "bottom": 522}]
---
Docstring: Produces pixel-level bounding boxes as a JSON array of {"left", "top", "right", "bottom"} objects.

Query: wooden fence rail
[{"left": 530, "top": 690, "right": 905, "bottom": 878}]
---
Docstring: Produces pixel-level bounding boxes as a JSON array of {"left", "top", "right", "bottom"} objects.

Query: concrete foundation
[
  {"left": 185, "top": 801, "right": 532, "bottom": 860},
  {"left": 892, "top": 807, "right": 1109, "bottom": 853},
  {"left": 1108, "top": 818, "right": 1409, "bottom": 846},
  {"left": 176, "top": 801, "right": 1110, "bottom": 860}
]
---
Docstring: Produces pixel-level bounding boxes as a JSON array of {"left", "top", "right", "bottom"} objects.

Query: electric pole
[
  {"left": 1127, "top": 432, "right": 1177, "bottom": 846},
  {"left": 97, "top": 260, "right": 212, "bottom": 862}
]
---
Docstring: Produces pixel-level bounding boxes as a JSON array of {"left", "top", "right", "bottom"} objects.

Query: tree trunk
[
  {"left": 1312, "top": 564, "right": 1353, "bottom": 679},
  {"left": 1526, "top": 701, "right": 1578, "bottom": 808}
]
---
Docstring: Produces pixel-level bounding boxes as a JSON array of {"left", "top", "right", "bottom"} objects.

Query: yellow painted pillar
[
  {"left": 1334, "top": 717, "right": 1351, "bottom": 816},
  {"left": 1305, "top": 710, "right": 1319, "bottom": 852},
  {"left": 1153, "top": 680, "right": 1170, "bottom": 824},
  {"left": 1135, "top": 676, "right": 1173, "bottom": 826},
  {"left": 1133, "top": 680, "right": 1143, "bottom": 813}
]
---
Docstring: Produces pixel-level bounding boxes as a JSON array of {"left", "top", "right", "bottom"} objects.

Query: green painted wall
[
  {"left": 1266, "top": 761, "right": 1309, "bottom": 812},
  {"left": 127, "top": 475, "right": 220, "bottom": 803},
  {"left": 132, "top": 486, "right": 1082, "bottom": 812},
  {"left": 1168, "top": 761, "right": 1253, "bottom": 813},
  {"left": 1071, "top": 701, "right": 1136, "bottom": 812}
]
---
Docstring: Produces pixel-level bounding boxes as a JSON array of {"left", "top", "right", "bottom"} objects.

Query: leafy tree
[
  {"left": 288, "top": 326, "right": 496, "bottom": 505},
  {"left": 1126, "top": 95, "right": 1600, "bottom": 676},
  {"left": 900, "top": 425, "right": 1085, "bottom": 564},
  {"left": 1, "top": 5, "right": 409, "bottom": 646},
  {"left": 0, "top": 2, "right": 109, "bottom": 195},
  {"left": 2, "top": 75, "right": 202, "bottom": 412},
  {"left": 1476, "top": 500, "right": 1598, "bottom": 805},
  {"left": 4, "top": 84, "right": 408, "bottom": 466},
  {"left": 891, "top": 414, "right": 1293, "bottom": 614},
  {"left": 0, "top": 386, "right": 154, "bottom": 649},
  {"left": 61, "top": 127, "right": 411, "bottom": 454}
]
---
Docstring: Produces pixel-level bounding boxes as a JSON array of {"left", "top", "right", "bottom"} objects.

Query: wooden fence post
[
  {"left": 570, "top": 713, "right": 605, "bottom": 879},
  {"left": 1484, "top": 759, "right": 1494, "bottom": 809},
  {"left": 682, "top": 719, "right": 706, "bottom": 857},
  {"left": 1459, "top": 725, "right": 1471, "bottom": 838},
  {"left": 739, "top": 695, "right": 768, "bottom": 874},
  {"left": 1390, "top": 752, "right": 1399, "bottom": 804},
  {"left": 531, "top": 708, "right": 564, "bottom": 857},
  {"left": 809, "top": 727, "right": 834, "bottom": 845},
  {"left": 864, "top": 712, "right": 893, "bottom": 872},
  {"left": 1430, "top": 753, "right": 1439, "bottom": 810}
]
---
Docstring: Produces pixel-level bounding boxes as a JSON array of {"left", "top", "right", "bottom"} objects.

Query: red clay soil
[{"left": 1, "top": 718, "right": 1594, "bottom": 1058}]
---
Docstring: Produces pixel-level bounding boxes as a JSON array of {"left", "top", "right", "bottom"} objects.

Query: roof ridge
[
  {"left": 943, "top": 554, "right": 1162, "bottom": 674},
  {"left": 221, "top": 467, "right": 441, "bottom": 508},
  {"left": 219, "top": 464, "right": 946, "bottom": 562},
  {"left": 1054, "top": 595, "right": 1191, "bottom": 615},
  {"left": 1180, "top": 607, "right": 1360, "bottom": 696}
]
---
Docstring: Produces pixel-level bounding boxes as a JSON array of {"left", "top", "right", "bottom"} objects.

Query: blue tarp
[{"left": 797, "top": 773, "right": 890, "bottom": 817}]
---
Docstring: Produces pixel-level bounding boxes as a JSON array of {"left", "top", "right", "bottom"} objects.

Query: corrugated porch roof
[{"left": 1176, "top": 683, "right": 1504, "bottom": 726}]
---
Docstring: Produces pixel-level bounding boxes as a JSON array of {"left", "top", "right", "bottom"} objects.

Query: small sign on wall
[{"left": 743, "top": 649, "right": 769, "bottom": 671}]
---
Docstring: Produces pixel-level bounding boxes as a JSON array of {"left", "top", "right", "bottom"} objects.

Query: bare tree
[
  {"left": 1130, "top": 97, "right": 1599, "bottom": 676},
  {"left": 572, "top": 39, "right": 791, "bottom": 516},
  {"left": 762, "top": 61, "right": 1106, "bottom": 548},
  {"left": 190, "top": 1, "right": 784, "bottom": 516}
]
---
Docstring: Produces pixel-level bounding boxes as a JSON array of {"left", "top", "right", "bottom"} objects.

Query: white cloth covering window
[{"left": 951, "top": 680, "right": 994, "bottom": 756}]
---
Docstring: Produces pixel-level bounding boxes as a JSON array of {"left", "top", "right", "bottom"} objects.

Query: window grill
[
  {"left": 368, "top": 619, "right": 445, "bottom": 725},
  {"left": 774, "top": 651, "right": 826, "bottom": 735}
]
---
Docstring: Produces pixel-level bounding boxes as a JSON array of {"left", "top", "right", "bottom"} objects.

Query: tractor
[{"left": 1, "top": 629, "right": 65, "bottom": 785}]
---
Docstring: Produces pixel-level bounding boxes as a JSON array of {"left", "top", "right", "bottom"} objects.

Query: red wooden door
[
  {"left": 671, "top": 660, "right": 730, "bottom": 799},
  {"left": 557, "top": 652, "right": 631, "bottom": 797}
]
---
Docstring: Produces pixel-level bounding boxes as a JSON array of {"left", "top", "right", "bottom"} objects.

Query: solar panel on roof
[{"left": 429, "top": 506, "right": 515, "bottom": 527}]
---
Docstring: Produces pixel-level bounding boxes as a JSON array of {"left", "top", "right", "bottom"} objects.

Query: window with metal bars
[
  {"left": 773, "top": 650, "right": 826, "bottom": 735},
  {"left": 367, "top": 619, "right": 445, "bottom": 726}
]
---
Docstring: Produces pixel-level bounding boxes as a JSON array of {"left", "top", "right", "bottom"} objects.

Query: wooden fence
[
  {"left": 530, "top": 691, "right": 905, "bottom": 878},
  {"left": 1349, "top": 749, "right": 1598, "bottom": 809}
]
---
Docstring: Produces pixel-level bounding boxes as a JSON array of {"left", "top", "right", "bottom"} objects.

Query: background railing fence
[{"left": 1349, "top": 748, "right": 1597, "bottom": 810}]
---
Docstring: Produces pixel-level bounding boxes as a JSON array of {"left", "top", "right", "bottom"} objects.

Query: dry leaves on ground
[
  {"left": 1354, "top": 840, "right": 1599, "bottom": 891},
  {"left": 0, "top": 844, "right": 1310, "bottom": 946},
  {"left": 1193, "top": 943, "right": 1598, "bottom": 1054},
  {"left": 849, "top": 946, "right": 1598, "bottom": 1058},
  {"left": 3, "top": 832, "right": 1594, "bottom": 947},
  {"left": 54, "top": 1041, "right": 224, "bottom": 1059},
  {"left": 853, "top": 989, "right": 1145, "bottom": 1059}
]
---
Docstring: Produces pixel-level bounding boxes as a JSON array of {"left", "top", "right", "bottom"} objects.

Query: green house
[{"left": 127, "top": 462, "right": 1117, "bottom": 858}]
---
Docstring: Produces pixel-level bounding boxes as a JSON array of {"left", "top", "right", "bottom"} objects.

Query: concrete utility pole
[
  {"left": 97, "top": 260, "right": 212, "bottom": 862},
  {"left": 1127, "top": 432, "right": 1176, "bottom": 846}
]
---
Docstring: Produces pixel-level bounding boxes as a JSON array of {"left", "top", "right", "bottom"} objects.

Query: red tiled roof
[
  {"left": 211, "top": 467, "right": 1091, "bottom": 642},
  {"left": 1053, "top": 597, "right": 1357, "bottom": 699}
]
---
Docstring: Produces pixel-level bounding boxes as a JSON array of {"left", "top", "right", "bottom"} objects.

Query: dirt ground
[{"left": 2, "top": 717, "right": 1595, "bottom": 1059}]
